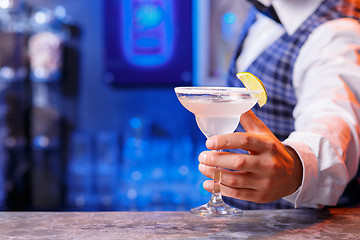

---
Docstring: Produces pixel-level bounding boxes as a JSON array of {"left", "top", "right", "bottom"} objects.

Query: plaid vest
[
  {"left": 225, "top": 0, "right": 360, "bottom": 209},
  {"left": 228, "top": 0, "right": 353, "bottom": 141}
]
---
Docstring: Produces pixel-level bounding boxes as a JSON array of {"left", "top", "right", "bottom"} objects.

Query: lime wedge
[{"left": 236, "top": 72, "right": 267, "bottom": 107}]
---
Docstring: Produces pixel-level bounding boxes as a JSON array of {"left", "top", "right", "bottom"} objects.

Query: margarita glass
[{"left": 174, "top": 86, "right": 260, "bottom": 217}]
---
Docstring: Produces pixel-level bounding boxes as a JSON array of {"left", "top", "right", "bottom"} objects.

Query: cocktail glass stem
[
  {"left": 212, "top": 150, "right": 222, "bottom": 199},
  {"left": 190, "top": 149, "right": 243, "bottom": 217}
]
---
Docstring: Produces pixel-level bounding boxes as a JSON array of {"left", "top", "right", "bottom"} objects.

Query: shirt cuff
[{"left": 282, "top": 138, "right": 320, "bottom": 208}]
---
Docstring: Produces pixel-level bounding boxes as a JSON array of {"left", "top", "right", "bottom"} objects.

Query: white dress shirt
[{"left": 236, "top": 0, "right": 360, "bottom": 208}]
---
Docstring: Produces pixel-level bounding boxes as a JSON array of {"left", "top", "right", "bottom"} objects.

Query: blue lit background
[{"left": 0, "top": 0, "right": 244, "bottom": 211}]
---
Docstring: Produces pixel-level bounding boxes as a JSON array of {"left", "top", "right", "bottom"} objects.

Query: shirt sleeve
[{"left": 282, "top": 18, "right": 360, "bottom": 208}]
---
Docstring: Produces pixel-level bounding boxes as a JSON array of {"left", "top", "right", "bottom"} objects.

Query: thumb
[{"left": 240, "top": 110, "right": 271, "bottom": 134}]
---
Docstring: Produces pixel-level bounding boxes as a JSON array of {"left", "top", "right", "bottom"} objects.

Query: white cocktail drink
[
  {"left": 175, "top": 87, "right": 260, "bottom": 217},
  {"left": 178, "top": 94, "right": 258, "bottom": 137}
]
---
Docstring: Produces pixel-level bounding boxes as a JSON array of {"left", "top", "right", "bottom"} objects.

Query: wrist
[{"left": 285, "top": 145, "right": 303, "bottom": 194}]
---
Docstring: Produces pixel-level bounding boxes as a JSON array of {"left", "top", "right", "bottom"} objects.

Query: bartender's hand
[{"left": 198, "top": 110, "right": 303, "bottom": 203}]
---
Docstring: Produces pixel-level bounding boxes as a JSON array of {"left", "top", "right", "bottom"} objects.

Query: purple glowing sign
[
  {"left": 104, "top": 0, "right": 192, "bottom": 87},
  {"left": 121, "top": 0, "right": 174, "bottom": 67}
]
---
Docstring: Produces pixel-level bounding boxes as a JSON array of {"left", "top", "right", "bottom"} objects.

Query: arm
[{"left": 283, "top": 18, "right": 360, "bottom": 208}]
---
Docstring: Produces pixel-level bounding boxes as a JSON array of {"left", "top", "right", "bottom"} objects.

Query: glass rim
[{"left": 174, "top": 86, "right": 261, "bottom": 95}]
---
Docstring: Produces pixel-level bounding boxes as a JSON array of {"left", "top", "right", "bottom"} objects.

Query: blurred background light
[{"left": 0, "top": 0, "right": 13, "bottom": 9}]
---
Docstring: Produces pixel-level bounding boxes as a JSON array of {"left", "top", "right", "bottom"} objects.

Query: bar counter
[{"left": 0, "top": 208, "right": 359, "bottom": 239}]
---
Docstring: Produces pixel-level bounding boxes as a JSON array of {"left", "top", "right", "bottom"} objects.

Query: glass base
[{"left": 191, "top": 194, "right": 243, "bottom": 217}]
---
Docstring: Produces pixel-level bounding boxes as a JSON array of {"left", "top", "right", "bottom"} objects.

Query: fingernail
[
  {"left": 198, "top": 163, "right": 205, "bottom": 172},
  {"left": 199, "top": 152, "right": 207, "bottom": 163},
  {"left": 206, "top": 137, "right": 216, "bottom": 149},
  {"left": 202, "top": 180, "right": 211, "bottom": 191}
]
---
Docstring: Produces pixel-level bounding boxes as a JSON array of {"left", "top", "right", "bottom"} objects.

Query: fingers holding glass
[{"left": 199, "top": 164, "right": 278, "bottom": 203}]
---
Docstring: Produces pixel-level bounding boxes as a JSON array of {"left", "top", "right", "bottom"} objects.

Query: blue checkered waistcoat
[
  {"left": 224, "top": 0, "right": 360, "bottom": 209},
  {"left": 228, "top": 0, "right": 354, "bottom": 141}
]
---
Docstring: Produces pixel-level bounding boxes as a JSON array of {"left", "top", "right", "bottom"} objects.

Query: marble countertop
[{"left": 0, "top": 208, "right": 359, "bottom": 239}]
